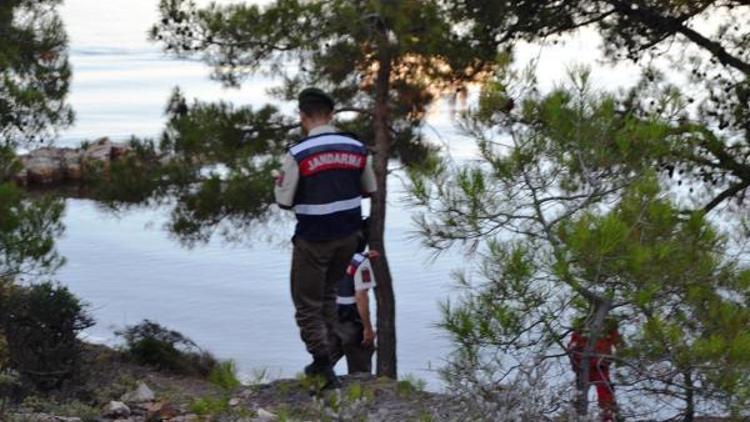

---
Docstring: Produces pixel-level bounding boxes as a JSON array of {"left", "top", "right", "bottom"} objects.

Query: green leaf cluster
[
  {"left": 0, "top": 0, "right": 73, "bottom": 147},
  {"left": 0, "top": 0, "right": 70, "bottom": 280}
]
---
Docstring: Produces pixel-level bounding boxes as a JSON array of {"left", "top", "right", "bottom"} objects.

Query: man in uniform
[
  {"left": 331, "top": 218, "right": 378, "bottom": 374},
  {"left": 274, "top": 87, "right": 377, "bottom": 388}
]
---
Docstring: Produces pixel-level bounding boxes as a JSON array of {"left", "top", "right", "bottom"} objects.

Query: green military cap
[{"left": 298, "top": 87, "right": 335, "bottom": 110}]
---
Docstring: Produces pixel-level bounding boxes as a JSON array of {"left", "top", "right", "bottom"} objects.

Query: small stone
[
  {"left": 169, "top": 414, "right": 201, "bottom": 422},
  {"left": 103, "top": 401, "right": 131, "bottom": 418},
  {"left": 11, "top": 414, "right": 82, "bottom": 422},
  {"left": 238, "top": 388, "right": 256, "bottom": 399},
  {"left": 121, "top": 381, "right": 156, "bottom": 403},
  {"left": 145, "top": 401, "right": 179, "bottom": 420},
  {"left": 255, "top": 408, "right": 277, "bottom": 420},
  {"left": 229, "top": 397, "right": 240, "bottom": 406}
]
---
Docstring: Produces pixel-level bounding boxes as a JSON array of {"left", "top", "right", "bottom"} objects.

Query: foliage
[
  {"left": 18, "top": 395, "right": 100, "bottom": 422},
  {"left": 410, "top": 67, "right": 750, "bottom": 419},
  {"left": 442, "top": 359, "right": 570, "bottom": 421},
  {"left": 407, "top": 2, "right": 750, "bottom": 418},
  {"left": 0, "top": 369, "right": 21, "bottom": 417},
  {"left": 116, "top": 319, "right": 218, "bottom": 377},
  {"left": 0, "top": 181, "right": 65, "bottom": 280},
  {"left": 94, "top": 0, "right": 503, "bottom": 244},
  {"left": 208, "top": 360, "right": 241, "bottom": 391},
  {"left": 189, "top": 395, "right": 230, "bottom": 416},
  {"left": 451, "top": 0, "right": 750, "bottom": 215},
  {"left": 91, "top": 94, "right": 292, "bottom": 245},
  {"left": 151, "top": 0, "right": 492, "bottom": 116},
  {"left": 0, "top": 5, "right": 71, "bottom": 400},
  {"left": 395, "top": 374, "right": 426, "bottom": 399},
  {"left": 0, "top": 0, "right": 73, "bottom": 147},
  {"left": 0, "top": 282, "right": 94, "bottom": 391},
  {"left": 310, "top": 384, "right": 372, "bottom": 422},
  {"left": 98, "top": 0, "right": 496, "bottom": 244},
  {"left": 0, "top": 0, "right": 70, "bottom": 281}
]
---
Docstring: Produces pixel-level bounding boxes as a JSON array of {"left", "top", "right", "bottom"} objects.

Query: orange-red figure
[{"left": 568, "top": 321, "right": 620, "bottom": 422}]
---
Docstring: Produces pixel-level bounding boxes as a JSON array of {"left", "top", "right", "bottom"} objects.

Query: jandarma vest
[{"left": 290, "top": 132, "right": 367, "bottom": 241}]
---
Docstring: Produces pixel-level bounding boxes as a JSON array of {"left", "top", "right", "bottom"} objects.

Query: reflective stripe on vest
[{"left": 294, "top": 196, "right": 362, "bottom": 216}]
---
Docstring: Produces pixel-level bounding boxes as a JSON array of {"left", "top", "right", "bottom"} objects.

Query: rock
[
  {"left": 121, "top": 381, "right": 156, "bottom": 403},
  {"left": 12, "top": 168, "right": 28, "bottom": 186},
  {"left": 12, "top": 137, "right": 141, "bottom": 188},
  {"left": 143, "top": 401, "right": 179, "bottom": 421},
  {"left": 254, "top": 408, "right": 277, "bottom": 421},
  {"left": 10, "top": 414, "right": 82, "bottom": 422},
  {"left": 24, "top": 148, "right": 65, "bottom": 185},
  {"left": 14, "top": 147, "right": 84, "bottom": 185},
  {"left": 167, "top": 414, "right": 201, "bottom": 422},
  {"left": 228, "top": 397, "right": 240, "bottom": 406},
  {"left": 84, "top": 138, "right": 113, "bottom": 163},
  {"left": 103, "top": 401, "right": 131, "bottom": 418},
  {"left": 61, "top": 148, "right": 84, "bottom": 180},
  {"left": 111, "top": 142, "right": 131, "bottom": 160},
  {"left": 237, "top": 388, "right": 256, "bottom": 400}
]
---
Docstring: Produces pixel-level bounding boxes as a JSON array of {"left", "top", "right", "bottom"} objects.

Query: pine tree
[
  {"left": 408, "top": 67, "right": 750, "bottom": 419},
  {"left": 449, "top": 0, "right": 750, "bottom": 214},
  {"left": 0, "top": 0, "right": 73, "bottom": 147},
  {"left": 0, "top": 0, "right": 71, "bottom": 280}
]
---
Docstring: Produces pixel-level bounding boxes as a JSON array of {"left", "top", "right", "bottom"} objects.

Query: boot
[
  {"left": 304, "top": 354, "right": 330, "bottom": 376},
  {"left": 304, "top": 354, "right": 341, "bottom": 390}
]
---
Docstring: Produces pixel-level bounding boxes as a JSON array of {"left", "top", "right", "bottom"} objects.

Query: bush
[
  {"left": 395, "top": 374, "right": 426, "bottom": 398},
  {"left": 0, "top": 282, "right": 94, "bottom": 391},
  {"left": 116, "top": 319, "right": 217, "bottom": 377},
  {"left": 19, "top": 395, "right": 100, "bottom": 422},
  {"left": 189, "top": 396, "right": 229, "bottom": 416},
  {"left": 0, "top": 369, "right": 21, "bottom": 417},
  {"left": 209, "top": 360, "right": 241, "bottom": 391}
]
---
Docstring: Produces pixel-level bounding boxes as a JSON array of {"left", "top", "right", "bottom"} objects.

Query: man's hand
[
  {"left": 367, "top": 250, "right": 381, "bottom": 260},
  {"left": 362, "top": 324, "right": 375, "bottom": 346}
]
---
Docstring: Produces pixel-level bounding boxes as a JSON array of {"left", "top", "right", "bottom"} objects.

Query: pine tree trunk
[{"left": 371, "top": 37, "right": 397, "bottom": 379}]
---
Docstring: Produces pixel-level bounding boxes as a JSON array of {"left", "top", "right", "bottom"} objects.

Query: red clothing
[
  {"left": 568, "top": 329, "right": 620, "bottom": 422},
  {"left": 569, "top": 329, "right": 620, "bottom": 368}
]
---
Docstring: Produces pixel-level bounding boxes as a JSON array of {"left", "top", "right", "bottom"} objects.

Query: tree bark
[{"left": 371, "top": 35, "right": 397, "bottom": 379}]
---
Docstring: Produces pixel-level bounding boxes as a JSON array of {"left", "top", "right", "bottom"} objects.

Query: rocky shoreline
[
  {"left": 12, "top": 138, "right": 132, "bottom": 187},
  {"left": 5, "top": 344, "right": 458, "bottom": 422},
  {"left": 9, "top": 375, "right": 456, "bottom": 422}
]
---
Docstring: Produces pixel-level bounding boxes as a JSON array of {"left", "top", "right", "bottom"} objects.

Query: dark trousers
[
  {"left": 290, "top": 233, "right": 359, "bottom": 359},
  {"left": 331, "top": 319, "right": 375, "bottom": 374}
]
